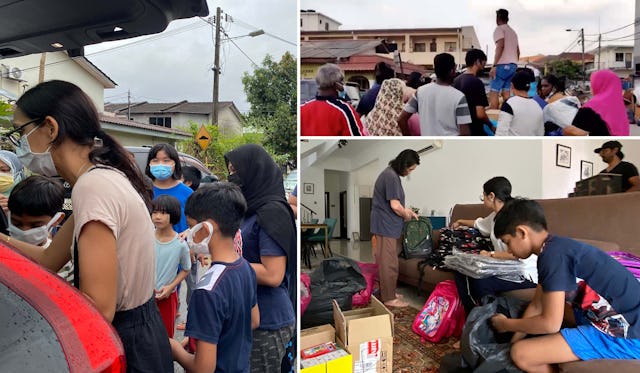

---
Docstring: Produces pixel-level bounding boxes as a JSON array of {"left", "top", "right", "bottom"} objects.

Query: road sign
[{"left": 196, "top": 125, "right": 212, "bottom": 150}]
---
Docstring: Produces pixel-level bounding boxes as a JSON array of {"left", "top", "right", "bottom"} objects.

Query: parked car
[
  {"left": 284, "top": 169, "right": 297, "bottom": 196},
  {"left": 300, "top": 79, "right": 360, "bottom": 107},
  {"left": 125, "top": 145, "right": 218, "bottom": 183},
  {"left": 0, "top": 242, "right": 126, "bottom": 372}
]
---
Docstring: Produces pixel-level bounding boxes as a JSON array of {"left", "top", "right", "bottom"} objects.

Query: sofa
[{"left": 398, "top": 192, "right": 640, "bottom": 372}]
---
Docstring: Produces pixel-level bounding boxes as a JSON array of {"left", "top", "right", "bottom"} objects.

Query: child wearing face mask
[
  {"left": 151, "top": 195, "right": 192, "bottom": 338},
  {"left": 7, "top": 175, "right": 68, "bottom": 279},
  {"left": 170, "top": 182, "right": 259, "bottom": 373}
]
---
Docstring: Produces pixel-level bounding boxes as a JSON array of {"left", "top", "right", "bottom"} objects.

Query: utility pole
[
  {"left": 212, "top": 6, "right": 222, "bottom": 128},
  {"left": 581, "top": 28, "right": 585, "bottom": 87},
  {"left": 127, "top": 89, "right": 131, "bottom": 120},
  {"left": 597, "top": 33, "right": 601, "bottom": 71}
]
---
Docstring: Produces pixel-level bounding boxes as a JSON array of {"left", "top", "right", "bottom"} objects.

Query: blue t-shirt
[
  {"left": 153, "top": 182, "right": 193, "bottom": 233},
  {"left": 185, "top": 258, "right": 257, "bottom": 373},
  {"left": 241, "top": 214, "right": 295, "bottom": 330},
  {"left": 538, "top": 235, "right": 640, "bottom": 339},
  {"left": 370, "top": 167, "right": 405, "bottom": 238},
  {"left": 356, "top": 83, "right": 381, "bottom": 116},
  {"left": 155, "top": 235, "right": 191, "bottom": 289}
]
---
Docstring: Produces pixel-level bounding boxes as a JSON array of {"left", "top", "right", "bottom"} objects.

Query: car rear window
[{"left": 0, "top": 283, "right": 69, "bottom": 372}]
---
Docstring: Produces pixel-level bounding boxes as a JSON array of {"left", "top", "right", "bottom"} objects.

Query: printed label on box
[{"left": 353, "top": 339, "right": 382, "bottom": 373}]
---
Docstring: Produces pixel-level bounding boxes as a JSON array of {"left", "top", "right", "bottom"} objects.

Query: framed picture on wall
[
  {"left": 581, "top": 160, "right": 594, "bottom": 180},
  {"left": 556, "top": 144, "right": 571, "bottom": 168},
  {"left": 303, "top": 183, "right": 314, "bottom": 194}
]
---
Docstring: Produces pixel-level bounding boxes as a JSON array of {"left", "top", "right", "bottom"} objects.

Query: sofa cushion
[{"left": 558, "top": 359, "right": 640, "bottom": 373}]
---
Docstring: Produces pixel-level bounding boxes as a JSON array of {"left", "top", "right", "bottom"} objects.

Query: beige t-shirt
[
  {"left": 493, "top": 24, "right": 519, "bottom": 65},
  {"left": 72, "top": 166, "right": 155, "bottom": 311}
]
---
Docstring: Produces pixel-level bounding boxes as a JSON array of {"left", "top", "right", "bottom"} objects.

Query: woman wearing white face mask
[
  {"left": 0, "top": 150, "right": 25, "bottom": 215},
  {"left": 0, "top": 80, "right": 173, "bottom": 372}
]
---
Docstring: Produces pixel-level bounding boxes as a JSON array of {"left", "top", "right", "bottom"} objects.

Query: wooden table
[{"left": 301, "top": 223, "right": 330, "bottom": 258}]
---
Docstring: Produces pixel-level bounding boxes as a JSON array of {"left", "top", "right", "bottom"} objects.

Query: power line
[
  {"left": 221, "top": 29, "right": 258, "bottom": 66},
  {"left": 602, "top": 31, "right": 640, "bottom": 42},
  {"left": 600, "top": 20, "right": 639, "bottom": 35},
  {"left": 224, "top": 14, "right": 296, "bottom": 46}
]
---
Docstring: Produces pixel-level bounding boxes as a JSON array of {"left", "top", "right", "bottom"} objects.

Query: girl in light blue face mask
[{"left": 145, "top": 144, "right": 193, "bottom": 235}]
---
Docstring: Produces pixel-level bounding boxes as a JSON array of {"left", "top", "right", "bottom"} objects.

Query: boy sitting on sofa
[{"left": 490, "top": 198, "right": 640, "bottom": 372}]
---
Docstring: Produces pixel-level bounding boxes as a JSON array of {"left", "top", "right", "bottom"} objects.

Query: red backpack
[{"left": 412, "top": 280, "right": 465, "bottom": 343}]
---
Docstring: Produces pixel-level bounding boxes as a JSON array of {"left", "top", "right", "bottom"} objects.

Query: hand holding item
[
  {"left": 490, "top": 313, "right": 509, "bottom": 333},
  {"left": 155, "top": 285, "right": 172, "bottom": 300}
]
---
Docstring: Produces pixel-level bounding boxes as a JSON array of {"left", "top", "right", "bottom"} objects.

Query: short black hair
[
  {"left": 8, "top": 176, "right": 64, "bottom": 217},
  {"left": 151, "top": 195, "right": 182, "bottom": 225},
  {"left": 483, "top": 176, "right": 512, "bottom": 202},
  {"left": 389, "top": 149, "right": 420, "bottom": 175},
  {"left": 406, "top": 72, "right": 424, "bottom": 89},
  {"left": 494, "top": 198, "right": 548, "bottom": 237},
  {"left": 465, "top": 49, "right": 487, "bottom": 67},
  {"left": 375, "top": 62, "right": 395, "bottom": 84},
  {"left": 182, "top": 165, "right": 202, "bottom": 191},
  {"left": 496, "top": 8, "right": 509, "bottom": 22},
  {"left": 185, "top": 182, "right": 247, "bottom": 237},
  {"left": 434, "top": 53, "right": 456, "bottom": 80},
  {"left": 145, "top": 143, "right": 183, "bottom": 181}
]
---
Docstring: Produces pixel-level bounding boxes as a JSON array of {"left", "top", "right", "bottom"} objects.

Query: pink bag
[
  {"left": 352, "top": 262, "right": 379, "bottom": 307},
  {"left": 412, "top": 280, "right": 465, "bottom": 343},
  {"left": 300, "top": 272, "right": 311, "bottom": 316}
]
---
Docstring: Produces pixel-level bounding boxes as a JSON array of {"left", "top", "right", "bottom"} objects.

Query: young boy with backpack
[
  {"left": 491, "top": 198, "right": 640, "bottom": 372},
  {"left": 8, "top": 176, "right": 68, "bottom": 278},
  {"left": 151, "top": 195, "right": 191, "bottom": 338},
  {"left": 170, "top": 182, "right": 259, "bottom": 373}
]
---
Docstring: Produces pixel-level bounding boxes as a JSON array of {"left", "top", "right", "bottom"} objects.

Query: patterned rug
[{"left": 391, "top": 306, "right": 459, "bottom": 373}]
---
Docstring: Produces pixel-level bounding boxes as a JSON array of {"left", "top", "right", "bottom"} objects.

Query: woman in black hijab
[{"left": 225, "top": 144, "right": 296, "bottom": 373}]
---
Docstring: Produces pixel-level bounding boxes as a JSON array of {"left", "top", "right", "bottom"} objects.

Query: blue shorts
[
  {"left": 560, "top": 325, "right": 640, "bottom": 360},
  {"left": 490, "top": 63, "right": 517, "bottom": 92}
]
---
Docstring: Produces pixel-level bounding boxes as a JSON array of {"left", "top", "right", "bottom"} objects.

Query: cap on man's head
[
  {"left": 594, "top": 140, "right": 623, "bottom": 153},
  {"left": 511, "top": 71, "right": 532, "bottom": 91}
]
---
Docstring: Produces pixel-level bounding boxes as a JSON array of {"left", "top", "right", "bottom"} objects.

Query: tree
[
  {"left": 177, "top": 121, "right": 285, "bottom": 179},
  {"left": 547, "top": 59, "right": 582, "bottom": 81},
  {"left": 241, "top": 52, "right": 297, "bottom": 165}
]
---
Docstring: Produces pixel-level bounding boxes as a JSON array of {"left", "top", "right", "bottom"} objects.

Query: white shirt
[
  {"left": 496, "top": 96, "right": 544, "bottom": 136},
  {"left": 403, "top": 82, "right": 471, "bottom": 136}
]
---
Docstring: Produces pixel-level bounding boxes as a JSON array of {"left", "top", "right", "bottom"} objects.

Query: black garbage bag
[
  {"left": 301, "top": 257, "right": 367, "bottom": 329},
  {"left": 459, "top": 296, "right": 529, "bottom": 373}
]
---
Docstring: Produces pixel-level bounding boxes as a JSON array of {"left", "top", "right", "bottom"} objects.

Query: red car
[{"left": 0, "top": 242, "right": 125, "bottom": 372}]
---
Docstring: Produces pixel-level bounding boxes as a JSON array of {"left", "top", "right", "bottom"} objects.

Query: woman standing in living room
[
  {"left": 371, "top": 149, "right": 420, "bottom": 308},
  {"left": 451, "top": 176, "right": 538, "bottom": 313}
]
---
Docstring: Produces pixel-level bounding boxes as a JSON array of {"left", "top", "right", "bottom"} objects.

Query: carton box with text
[
  {"left": 300, "top": 324, "right": 353, "bottom": 373},
  {"left": 332, "top": 297, "right": 394, "bottom": 373}
]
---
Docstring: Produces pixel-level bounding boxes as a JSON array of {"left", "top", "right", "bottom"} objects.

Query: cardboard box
[
  {"left": 333, "top": 297, "right": 394, "bottom": 373},
  {"left": 300, "top": 324, "right": 352, "bottom": 373},
  {"left": 300, "top": 348, "right": 352, "bottom": 373},
  {"left": 300, "top": 324, "right": 336, "bottom": 350}
]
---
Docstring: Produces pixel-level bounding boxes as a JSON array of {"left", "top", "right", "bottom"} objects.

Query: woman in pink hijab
[{"left": 564, "top": 69, "right": 629, "bottom": 136}]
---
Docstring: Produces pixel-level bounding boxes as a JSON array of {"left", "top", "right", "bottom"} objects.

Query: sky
[
  {"left": 85, "top": 0, "right": 297, "bottom": 113},
  {"left": 300, "top": 0, "right": 637, "bottom": 61}
]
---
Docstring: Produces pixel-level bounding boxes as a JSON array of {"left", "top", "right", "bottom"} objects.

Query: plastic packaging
[{"left": 444, "top": 250, "right": 526, "bottom": 282}]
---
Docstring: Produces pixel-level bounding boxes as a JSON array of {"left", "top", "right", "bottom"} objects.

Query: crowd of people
[
  {"left": 300, "top": 8, "right": 637, "bottom": 137},
  {"left": 0, "top": 80, "right": 297, "bottom": 372}
]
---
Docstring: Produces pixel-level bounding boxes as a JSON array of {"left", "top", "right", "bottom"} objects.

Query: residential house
[
  {"left": 104, "top": 100, "right": 244, "bottom": 136},
  {"left": 300, "top": 9, "right": 341, "bottom": 32},
  {"left": 301, "top": 39, "right": 426, "bottom": 90},
  {"left": 0, "top": 51, "right": 191, "bottom": 145},
  {"left": 301, "top": 12, "right": 481, "bottom": 70},
  {"left": 0, "top": 51, "right": 114, "bottom": 111},
  {"left": 588, "top": 45, "right": 634, "bottom": 77}
]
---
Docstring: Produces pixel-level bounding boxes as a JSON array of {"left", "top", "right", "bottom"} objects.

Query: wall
[{"left": 1, "top": 52, "right": 108, "bottom": 111}]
